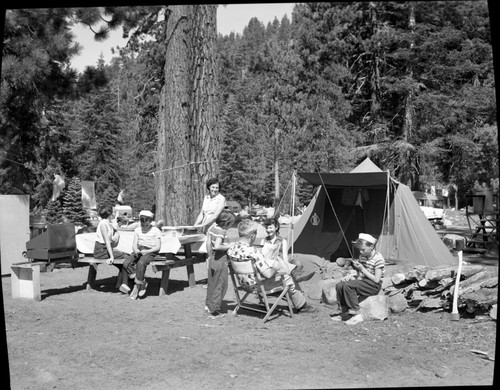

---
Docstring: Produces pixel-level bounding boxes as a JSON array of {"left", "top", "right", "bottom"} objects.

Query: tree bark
[{"left": 156, "top": 5, "right": 219, "bottom": 225}]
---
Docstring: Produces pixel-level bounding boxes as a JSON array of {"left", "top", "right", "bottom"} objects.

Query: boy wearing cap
[
  {"left": 333, "top": 233, "right": 385, "bottom": 325},
  {"left": 120, "top": 210, "right": 161, "bottom": 299}
]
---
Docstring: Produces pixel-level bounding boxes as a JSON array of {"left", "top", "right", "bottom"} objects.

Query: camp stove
[{"left": 25, "top": 223, "right": 77, "bottom": 262}]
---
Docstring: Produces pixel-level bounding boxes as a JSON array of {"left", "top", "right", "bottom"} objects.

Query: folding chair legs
[
  {"left": 229, "top": 262, "right": 295, "bottom": 323},
  {"left": 261, "top": 285, "right": 294, "bottom": 323}
]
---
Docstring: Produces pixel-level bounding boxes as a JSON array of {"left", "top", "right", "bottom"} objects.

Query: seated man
[{"left": 227, "top": 219, "right": 317, "bottom": 314}]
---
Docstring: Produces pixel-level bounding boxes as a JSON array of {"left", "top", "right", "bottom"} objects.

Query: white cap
[
  {"left": 358, "top": 233, "right": 377, "bottom": 245},
  {"left": 139, "top": 210, "right": 154, "bottom": 218}
]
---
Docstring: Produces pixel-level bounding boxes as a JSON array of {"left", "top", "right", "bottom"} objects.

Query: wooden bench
[
  {"left": 11, "top": 253, "right": 207, "bottom": 301},
  {"left": 77, "top": 253, "right": 206, "bottom": 295}
]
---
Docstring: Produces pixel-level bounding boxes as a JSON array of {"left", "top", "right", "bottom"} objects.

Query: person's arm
[
  {"left": 194, "top": 209, "right": 204, "bottom": 226},
  {"left": 253, "top": 251, "right": 277, "bottom": 279},
  {"left": 100, "top": 223, "right": 115, "bottom": 264},
  {"left": 281, "top": 237, "right": 289, "bottom": 263},
  {"left": 212, "top": 235, "right": 235, "bottom": 252},
  {"left": 194, "top": 196, "right": 208, "bottom": 226},
  {"left": 132, "top": 232, "right": 139, "bottom": 254},
  {"left": 352, "top": 261, "right": 382, "bottom": 283}
]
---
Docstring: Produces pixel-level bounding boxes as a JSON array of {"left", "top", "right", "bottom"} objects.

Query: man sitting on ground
[{"left": 227, "top": 219, "right": 318, "bottom": 314}]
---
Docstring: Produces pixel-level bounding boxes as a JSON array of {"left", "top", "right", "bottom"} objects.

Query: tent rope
[{"left": 315, "top": 165, "right": 355, "bottom": 259}]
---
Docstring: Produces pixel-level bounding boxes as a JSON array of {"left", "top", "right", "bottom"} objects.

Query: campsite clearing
[{"left": 2, "top": 247, "right": 497, "bottom": 389}]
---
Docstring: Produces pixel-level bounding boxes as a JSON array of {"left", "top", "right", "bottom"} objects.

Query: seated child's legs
[{"left": 135, "top": 252, "right": 157, "bottom": 283}]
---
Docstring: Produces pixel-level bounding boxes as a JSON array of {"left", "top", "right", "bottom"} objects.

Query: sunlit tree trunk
[
  {"left": 369, "top": 2, "right": 381, "bottom": 119},
  {"left": 402, "top": 3, "right": 415, "bottom": 143},
  {"left": 156, "top": 4, "right": 219, "bottom": 224}
]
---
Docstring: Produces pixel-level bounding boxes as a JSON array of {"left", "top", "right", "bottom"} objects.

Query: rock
[
  {"left": 381, "top": 277, "right": 394, "bottom": 290},
  {"left": 300, "top": 272, "right": 324, "bottom": 301},
  {"left": 320, "top": 278, "right": 338, "bottom": 305},
  {"left": 359, "top": 295, "right": 389, "bottom": 321},
  {"left": 388, "top": 292, "right": 408, "bottom": 313}
]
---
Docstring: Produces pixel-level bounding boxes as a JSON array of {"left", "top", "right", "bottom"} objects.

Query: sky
[{"left": 70, "top": 3, "right": 296, "bottom": 72}]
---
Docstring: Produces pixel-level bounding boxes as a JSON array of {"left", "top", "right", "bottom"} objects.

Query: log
[
  {"left": 422, "top": 279, "right": 454, "bottom": 296},
  {"left": 416, "top": 278, "right": 441, "bottom": 289},
  {"left": 458, "top": 277, "right": 498, "bottom": 297},
  {"left": 449, "top": 270, "right": 489, "bottom": 295},
  {"left": 459, "top": 288, "right": 498, "bottom": 312},
  {"left": 391, "top": 273, "right": 407, "bottom": 285},
  {"left": 405, "top": 265, "right": 430, "bottom": 282},
  {"left": 425, "top": 265, "right": 485, "bottom": 281},
  {"left": 417, "top": 297, "right": 444, "bottom": 310},
  {"left": 408, "top": 290, "right": 426, "bottom": 306}
]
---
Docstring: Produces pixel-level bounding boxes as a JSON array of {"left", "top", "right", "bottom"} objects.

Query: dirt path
[{"left": 2, "top": 255, "right": 496, "bottom": 389}]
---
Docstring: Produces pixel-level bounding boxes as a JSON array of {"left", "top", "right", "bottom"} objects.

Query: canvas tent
[{"left": 290, "top": 158, "right": 454, "bottom": 267}]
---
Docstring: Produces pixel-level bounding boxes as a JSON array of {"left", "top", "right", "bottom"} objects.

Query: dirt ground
[{"left": 1, "top": 215, "right": 498, "bottom": 389}]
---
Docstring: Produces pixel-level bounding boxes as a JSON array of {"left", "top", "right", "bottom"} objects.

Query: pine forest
[{"left": 0, "top": 2, "right": 498, "bottom": 225}]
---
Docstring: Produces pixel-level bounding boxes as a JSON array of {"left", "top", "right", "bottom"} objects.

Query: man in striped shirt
[{"left": 333, "top": 233, "right": 385, "bottom": 325}]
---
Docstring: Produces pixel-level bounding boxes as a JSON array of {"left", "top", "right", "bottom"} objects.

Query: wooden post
[
  {"left": 159, "top": 269, "right": 171, "bottom": 296},
  {"left": 184, "top": 242, "right": 196, "bottom": 287}
]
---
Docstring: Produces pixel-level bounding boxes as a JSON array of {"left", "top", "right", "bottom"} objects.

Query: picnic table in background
[{"left": 75, "top": 229, "right": 207, "bottom": 295}]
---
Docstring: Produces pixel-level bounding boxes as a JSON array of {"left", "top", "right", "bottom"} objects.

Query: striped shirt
[
  {"left": 207, "top": 223, "right": 228, "bottom": 260},
  {"left": 359, "top": 251, "right": 385, "bottom": 281}
]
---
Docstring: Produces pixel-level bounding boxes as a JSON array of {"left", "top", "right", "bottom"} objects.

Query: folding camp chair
[{"left": 228, "top": 256, "right": 294, "bottom": 323}]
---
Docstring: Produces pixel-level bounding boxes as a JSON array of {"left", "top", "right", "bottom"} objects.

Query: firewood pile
[{"left": 383, "top": 264, "right": 498, "bottom": 317}]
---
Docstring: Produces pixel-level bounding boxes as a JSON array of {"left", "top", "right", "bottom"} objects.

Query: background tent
[{"left": 290, "top": 158, "right": 455, "bottom": 267}]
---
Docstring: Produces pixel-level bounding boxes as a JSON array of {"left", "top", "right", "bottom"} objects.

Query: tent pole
[
  {"left": 383, "top": 172, "right": 391, "bottom": 258},
  {"left": 291, "top": 170, "right": 296, "bottom": 259}
]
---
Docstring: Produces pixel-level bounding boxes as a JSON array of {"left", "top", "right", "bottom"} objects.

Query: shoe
[
  {"left": 348, "top": 308, "right": 360, "bottom": 315},
  {"left": 119, "top": 284, "right": 131, "bottom": 294},
  {"left": 297, "top": 303, "right": 319, "bottom": 314},
  {"left": 345, "top": 313, "right": 364, "bottom": 325},
  {"left": 204, "top": 305, "right": 210, "bottom": 313},
  {"left": 130, "top": 285, "right": 139, "bottom": 300},
  {"left": 208, "top": 311, "right": 226, "bottom": 319},
  {"left": 331, "top": 315, "right": 343, "bottom": 322},
  {"left": 138, "top": 281, "right": 148, "bottom": 298}
]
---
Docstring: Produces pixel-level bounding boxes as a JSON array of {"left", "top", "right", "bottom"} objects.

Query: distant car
[
  {"left": 225, "top": 200, "right": 242, "bottom": 214},
  {"left": 420, "top": 206, "right": 444, "bottom": 229}
]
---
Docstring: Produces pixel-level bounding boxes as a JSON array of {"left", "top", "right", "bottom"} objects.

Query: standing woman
[
  {"left": 194, "top": 177, "right": 226, "bottom": 233},
  {"left": 93, "top": 205, "right": 127, "bottom": 290}
]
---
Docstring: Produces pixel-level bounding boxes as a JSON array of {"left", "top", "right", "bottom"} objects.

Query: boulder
[
  {"left": 320, "top": 279, "right": 338, "bottom": 305},
  {"left": 387, "top": 292, "right": 408, "bottom": 313},
  {"left": 359, "top": 295, "right": 389, "bottom": 321}
]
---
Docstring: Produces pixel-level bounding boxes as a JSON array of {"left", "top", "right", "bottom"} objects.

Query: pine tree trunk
[
  {"left": 156, "top": 5, "right": 219, "bottom": 225},
  {"left": 402, "top": 3, "right": 415, "bottom": 143},
  {"left": 274, "top": 127, "right": 280, "bottom": 209},
  {"left": 369, "top": 2, "right": 381, "bottom": 118}
]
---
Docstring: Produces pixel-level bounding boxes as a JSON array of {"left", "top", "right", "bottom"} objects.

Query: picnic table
[{"left": 11, "top": 231, "right": 207, "bottom": 301}]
